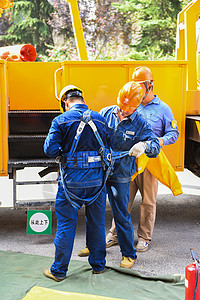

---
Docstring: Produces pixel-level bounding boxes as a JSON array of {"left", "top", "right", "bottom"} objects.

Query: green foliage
[
  {"left": 38, "top": 39, "right": 79, "bottom": 62},
  {"left": 128, "top": 47, "right": 175, "bottom": 61},
  {"left": 1, "top": 0, "right": 54, "bottom": 53},
  {"left": 112, "top": 0, "right": 190, "bottom": 60},
  {"left": 0, "top": 12, "right": 10, "bottom": 46},
  {"left": 0, "top": 0, "right": 191, "bottom": 61}
]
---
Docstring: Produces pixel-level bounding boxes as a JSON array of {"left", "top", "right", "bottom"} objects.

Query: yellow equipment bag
[{"left": 131, "top": 150, "right": 183, "bottom": 196}]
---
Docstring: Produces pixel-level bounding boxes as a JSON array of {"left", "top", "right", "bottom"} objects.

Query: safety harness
[
  {"left": 58, "top": 109, "right": 129, "bottom": 209},
  {"left": 143, "top": 81, "right": 153, "bottom": 101}
]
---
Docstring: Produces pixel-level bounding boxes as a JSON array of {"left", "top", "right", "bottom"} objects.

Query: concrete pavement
[{"left": 0, "top": 169, "right": 199, "bottom": 276}]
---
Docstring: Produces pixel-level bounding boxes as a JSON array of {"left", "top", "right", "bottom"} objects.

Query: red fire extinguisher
[{"left": 185, "top": 249, "right": 200, "bottom": 300}]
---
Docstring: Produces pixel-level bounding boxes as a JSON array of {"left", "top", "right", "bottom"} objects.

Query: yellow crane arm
[{"left": 66, "top": 0, "right": 88, "bottom": 60}]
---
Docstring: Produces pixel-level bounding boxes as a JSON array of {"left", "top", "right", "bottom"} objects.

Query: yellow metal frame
[
  {"left": 176, "top": 0, "right": 200, "bottom": 114},
  {"left": 0, "top": 60, "right": 8, "bottom": 176},
  {"left": 176, "top": 0, "right": 199, "bottom": 90},
  {"left": 66, "top": 0, "right": 88, "bottom": 60}
]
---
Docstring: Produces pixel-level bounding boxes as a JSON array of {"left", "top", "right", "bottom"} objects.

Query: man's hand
[
  {"left": 158, "top": 138, "right": 164, "bottom": 146},
  {"left": 129, "top": 141, "right": 147, "bottom": 158}
]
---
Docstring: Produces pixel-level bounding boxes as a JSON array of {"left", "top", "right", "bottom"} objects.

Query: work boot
[
  {"left": 78, "top": 239, "right": 119, "bottom": 256},
  {"left": 43, "top": 268, "right": 66, "bottom": 282},
  {"left": 92, "top": 269, "right": 104, "bottom": 274},
  {"left": 120, "top": 256, "right": 135, "bottom": 269},
  {"left": 136, "top": 241, "right": 149, "bottom": 252},
  {"left": 78, "top": 246, "right": 89, "bottom": 257},
  {"left": 106, "top": 240, "right": 119, "bottom": 248},
  {"left": 106, "top": 231, "right": 118, "bottom": 248}
]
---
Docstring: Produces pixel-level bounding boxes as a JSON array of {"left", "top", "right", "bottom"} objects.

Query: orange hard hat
[
  {"left": 117, "top": 81, "right": 143, "bottom": 112},
  {"left": 132, "top": 66, "right": 153, "bottom": 83}
]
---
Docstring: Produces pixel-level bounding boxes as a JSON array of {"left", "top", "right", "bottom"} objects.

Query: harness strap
[
  {"left": 59, "top": 108, "right": 129, "bottom": 209},
  {"left": 88, "top": 119, "right": 105, "bottom": 148},
  {"left": 111, "top": 150, "right": 129, "bottom": 160},
  {"left": 59, "top": 157, "right": 115, "bottom": 209},
  {"left": 68, "top": 121, "right": 86, "bottom": 157},
  {"left": 143, "top": 81, "right": 153, "bottom": 101},
  {"left": 87, "top": 119, "right": 129, "bottom": 163},
  {"left": 63, "top": 151, "right": 102, "bottom": 168}
]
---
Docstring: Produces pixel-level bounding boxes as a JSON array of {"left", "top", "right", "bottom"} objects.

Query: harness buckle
[
  {"left": 55, "top": 156, "right": 61, "bottom": 164},
  {"left": 74, "top": 157, "right": 78, "bottom": 167},
  {"left": 99, "top": 147, "right": 103, "bottom": 154},
  {"left": 106, "top": 153, "right": 112, "bottom": 161}
]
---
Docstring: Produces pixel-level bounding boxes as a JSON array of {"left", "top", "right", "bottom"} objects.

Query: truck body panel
[{"left": 0, "top": 0, "right": 199, "bottom": 207}]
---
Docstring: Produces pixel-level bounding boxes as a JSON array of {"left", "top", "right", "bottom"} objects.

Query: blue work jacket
[
  {"left": 137, "top": 95, "right": 179, "bottom": 145},
  {"left": 44, "top": 104, "right": 111, "bottom": 197},
  {"left": 99, "top": 105, "right": 160, "bottom": 182}
]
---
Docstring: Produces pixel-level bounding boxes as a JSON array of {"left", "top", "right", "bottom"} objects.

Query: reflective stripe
[
  {"left": 62, "top": 151, "right": 102, "bottom": 169},
  {"left": 75, "top": 121, "right": 86, "bottom": 139},
  {"left": 88, "top": 120, "right": 97, "bottom": 132},
  {"left": 64, "top": 155, "right": 101, "bottom": 162},
  {"left": 88, "top": 156, "right": 101, "bottom": 163}
]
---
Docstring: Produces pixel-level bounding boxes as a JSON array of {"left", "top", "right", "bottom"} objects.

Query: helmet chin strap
[
  {"left": 142, "top": 81, "right": 153, "bottom": 100},
  {"left": 61, "top": 100, "right": 66, "bottom": 112}
]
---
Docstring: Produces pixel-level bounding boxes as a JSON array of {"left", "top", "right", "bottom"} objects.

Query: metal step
[
  {"left": 8, "top": 134, "right": 47, "bottom": 159},
  {"left": 8, "top": 110, "right": 60, "bottom": 159},
  {"left": 8, "top": 110, "right": 60, "bottom": 134}
]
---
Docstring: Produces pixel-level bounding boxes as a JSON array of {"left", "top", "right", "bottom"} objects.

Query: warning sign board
[{"left": 26, "top": 210, "right": 52, "bottom": 235}]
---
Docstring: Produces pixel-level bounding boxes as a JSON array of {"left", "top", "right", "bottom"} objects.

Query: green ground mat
[{"left": 0, "top": 251, "right": 185, "bottom": 300}]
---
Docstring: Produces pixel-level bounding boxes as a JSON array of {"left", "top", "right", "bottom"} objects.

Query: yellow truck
[{"left": 0, "top": 0, "right": 199, "bottom": 208}]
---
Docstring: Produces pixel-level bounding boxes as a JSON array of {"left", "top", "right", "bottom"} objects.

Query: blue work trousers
[
  {"left": 51, "top": 185, "right": 106, "bottom": 278},
  {"left": 106, "top": 180, "right": 137, "bottom": 259}
]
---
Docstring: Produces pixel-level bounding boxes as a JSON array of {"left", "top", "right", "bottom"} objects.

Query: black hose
[{"left": 193, "top": 261, "right": 199, "bottom": 300}]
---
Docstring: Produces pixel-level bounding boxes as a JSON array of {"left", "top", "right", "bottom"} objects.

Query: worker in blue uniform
[
  {"left": 78, "top": 81, "right": 160, "bottom": 268},
  {"left": 100, "top": 81, "right": 160, "bottom": 268},
  {"left": 43, "top": 85, "right": 112, "bottom": 281},
  {"left": 106, "top": 66, "right": 179, "bottom": 253}
]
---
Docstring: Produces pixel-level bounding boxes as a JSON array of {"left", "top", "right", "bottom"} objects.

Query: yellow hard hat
[
  {"left": 132, "top": 66, "right": 153, "bottom": 83},
  {"left": 117, "top": 81, "right": 143, "bottom": 112},
  {"left": 59, "top": 85, "right": 83, "bottom": 113}
]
